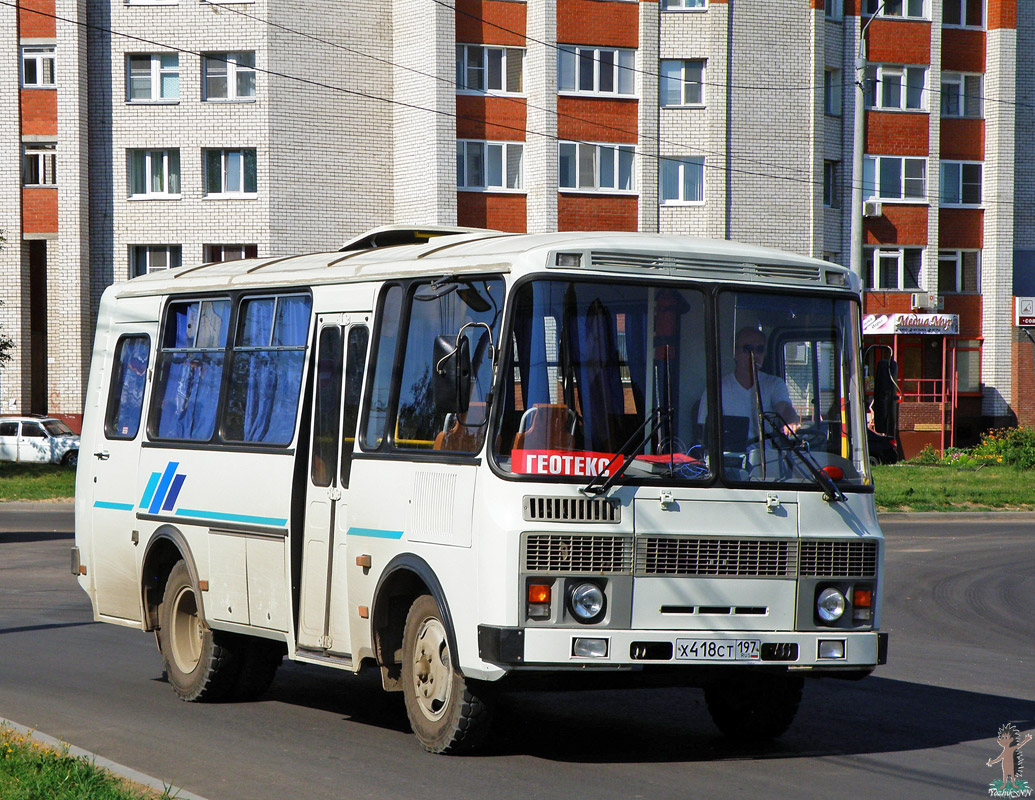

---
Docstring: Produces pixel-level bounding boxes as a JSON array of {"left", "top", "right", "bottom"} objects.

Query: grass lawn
[
  {"left": 872, "top": 463, "right": 1035, "bottom": 512},
  {"left": 0, "top": 462, "right": 76, "bottom": 502}
]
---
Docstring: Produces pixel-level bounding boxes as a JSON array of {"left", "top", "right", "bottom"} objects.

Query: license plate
[{"left": 675, "top": 639, "right": 761, "bottom": 661}]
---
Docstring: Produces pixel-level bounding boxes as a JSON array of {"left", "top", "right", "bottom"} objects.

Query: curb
[
  {"left": 0, "top": 717, "right": 210, "bottom": 800},
  {"left": 878, "top": 511, "right": 1035, "bottom": 522}
]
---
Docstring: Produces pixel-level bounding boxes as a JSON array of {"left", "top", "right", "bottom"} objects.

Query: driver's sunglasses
[{"left": 741, "top": 344, "right": 766, "bottom": 354}]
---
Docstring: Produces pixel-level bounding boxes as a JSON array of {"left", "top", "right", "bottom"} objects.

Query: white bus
[{"left": 74, "top": 226, "right": 888, "bottom": 753}]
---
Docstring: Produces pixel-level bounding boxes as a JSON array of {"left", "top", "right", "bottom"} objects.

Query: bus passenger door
[{"left": 298, "top": 316, "right": 369, "bottom": 655}]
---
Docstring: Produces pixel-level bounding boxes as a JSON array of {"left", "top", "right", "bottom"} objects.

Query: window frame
[
  {"left": 21, "top": 45, "right": 56, "bottom": 88},
  {"left": 939, "top": 160, "right": 982, "bottom": 207},
  {"left": 659, "top": 156, "right": 704, "bottom": 205},
  {"left": 660, "top": 59, "right": 705, "bottom": 108},
  {"left": 865, "top": 247, "right": 924, "bottom": 291},
  {"left": 202, "top": 52, "right": 257, "bottom": 102},
  {"left": 660, "top": 0, "right": 706, "bottom": 11},
  {"left": 104, "top": 334, "right": 152, "bottom": 440},
  {"left": 456, "top": 140, "right": 525, "bottom": 192},
  {"left": 863, "top": 155, "right": 928, "bottom": 202},
  {"left": 825, "top": 0, "right": 843, "bottom": 20},
  {"left": 130, "top": 245, "right": 182, "bottom": 277},
  {"left": 864, "top": 0, "right": 929, "bottom": 20},
  {"left": 557, "top": 46, "right": 636, "bottom": 97},
  {"left": 941, "top": 72, "right": 983, "bottom": 118},
  {"left": 942, "top": 0, "right": 984, "bottom": 28},
  {"left": 558, "top": 141, "right": 636, "bottom": 194},
  {"left": 865, "top": 63, "right": 927, "bottom": 111},
  {"left": 823, "top": 160, "right": 839, "bottom": 208},
  {"left": 204, "top": 148, "right": 258, "bottom": 197},
  {"left": 204, "top": 244, "right": 259, "bottom": 263},
  {"left": 126, "top": 53, "right": 180, "bottom": 103},
  {"left": 455, "top": 44, "right": 524, "bottom": 95},
  {"left": 824, "top": 68, "right": 842, "bottom": 116},
  {"left": 937, "top": 249, "right": 981, "bottom": 294},
  {"left": 22, "top": 143, "right": 57, "bottom": 187},
  {"left": 127, "top": 148, "right": 181, "bottom": 199}
]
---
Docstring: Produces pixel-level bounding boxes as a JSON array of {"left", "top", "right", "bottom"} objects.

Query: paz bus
[{"left": 74, "top": 226, "right": 888, "bottom": 753}]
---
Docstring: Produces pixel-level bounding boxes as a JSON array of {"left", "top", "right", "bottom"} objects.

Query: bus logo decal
[{"left": 140, "top": 462, "right": 186, "bottom": 514}]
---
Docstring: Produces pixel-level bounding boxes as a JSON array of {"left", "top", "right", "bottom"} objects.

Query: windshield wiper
[
  {"left": 759, "top": 411, "right": 845, "bottom": 502},
  {"left": 580, "top": 407, "right": 672, "bottom": 498}
]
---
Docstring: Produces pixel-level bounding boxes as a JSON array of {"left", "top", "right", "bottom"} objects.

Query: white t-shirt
[{"left": 698, "top": 371, "right": 793, "bottom": 440}]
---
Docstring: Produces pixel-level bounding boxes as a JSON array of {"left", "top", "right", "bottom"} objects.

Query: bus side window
[
  {"left": 340, "top": 326, "right": 369, "bottom": 486},
  {"left": 104, "top": 334, "right": 151, "bottom": 440},
  {"left": 362, "top": 285, "right": 403, "bottom": 450}
]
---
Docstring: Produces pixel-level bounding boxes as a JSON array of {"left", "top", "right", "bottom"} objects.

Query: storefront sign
[
  {"left": 862, "top": 313, "right": 959, "bottom": 335},
  {"left": 1016, "top": 297, "right": 1035, "bottom": 327}
]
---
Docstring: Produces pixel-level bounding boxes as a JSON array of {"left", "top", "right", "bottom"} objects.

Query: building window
[
  {"left": 557, "top": 46, "right": 635, "bottom": 96},
  {"left": 938, "top": 250, "right": 979, "bottom": 293},
  {"left": 659, "top": 157, "right": 703, "bottom": 204},
  {"left": 660, "top": 60, "right": 704, "bottom": 107},
  {"left": 865, "top": 64, "right": 926, "bottom": 111},
  {"left": 864, "top": 0, "right": 928, "bottom": 20},
  {"left": 204, "top": 149, "right": 257, "bottom": 196},
  {"left": 203, "top": 52, "right": 256, "bottom": 101},
  {"left": 456, "top": 45, "right": 524, "bottom": 94},
  {"left": 941, "top": 72, "right": 983, "bottom": 118},
  {"left": 661, "top": 0, "right": 705, "bottom": 10},
  {"left": 127, "top": 54, "right": 179, "bottom": 102},
  {"left": 130, "top": 245, "right": 182, "bottom": 276},
  {"left": 21, "top": 46, "right": 55, "bottom": 88},
  {"left": 943, "top": 0, "right": 982, "bottom": 27},
  {"left": 940, "top": 161, "right": 982, "bottom": 206},
  {"left": 824, "top": 69, "right": 842, "bottom": 116},
  {"left": 128, "top": 149, "right": 180, "bottom": 198},
  {"left": 22, "top": 144, "right": 57, "bottom": 186},
  {"left": 863, "top": 156, "right": 926, "bottom": 201},
  {"left": 866, "top": 247, "right": 923, "bottom": 291},
  {"left": 457, "top": 140, "right": 524, "bottom": 191},
  {"left": 825, "top": 0, "right": 843, "bottom": 20},
  {"left": 823, "top": 161, "right": 839, "bottom": 208},
  {"left": 205, "top": 244, "right": 258, "bottom": 262},
  {"left": 559, "top": 142, "right": 635, "bottom": 192}
]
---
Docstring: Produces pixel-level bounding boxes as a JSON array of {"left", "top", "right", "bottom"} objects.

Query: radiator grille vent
[
  {"left": 588, "top": 252, "right": 822, "bottom": 284},
  {"left": 798, "top": 540, "right": 878, "bottom": 577},
  {"left": 523, "top": 496, "right": 620, "bottom": 523},
  {"left": 636, "top": 537, "right": 797, "bottom": 578},
  {"left": 523, "top": 534, "right": 632, "bottom": 574}
]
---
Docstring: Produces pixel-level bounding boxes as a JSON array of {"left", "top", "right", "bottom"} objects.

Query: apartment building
[{"left": 0, "top": 0, "right": 1031, "bottom": 449}]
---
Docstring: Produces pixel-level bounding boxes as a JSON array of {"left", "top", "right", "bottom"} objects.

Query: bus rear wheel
[
  {"left": 400, "top": 594, "right": 491, "bottom": 754},
  {"left": 158, "top": 560, "right": 240, "bottom": 702},
  {"left": 703, "top": 673, "right": 803, "bottom": 742}
]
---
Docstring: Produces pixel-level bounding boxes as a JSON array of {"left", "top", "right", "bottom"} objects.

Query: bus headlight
[
  {"left": 816, "top": 587, "right": 846, "bottom": 623},
  {"left": 569, "top": 582, "right": 605, "bottom": 623}
]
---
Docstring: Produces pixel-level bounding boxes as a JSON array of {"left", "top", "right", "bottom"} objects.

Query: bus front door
[{"left": 298, "top": 315, "right": 369, "bottom": 656}]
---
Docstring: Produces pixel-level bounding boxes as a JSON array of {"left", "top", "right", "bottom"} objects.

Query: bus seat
[
  {"left": 433, "top": 402, "right": 485, "bottom": 452},
  {"left": 512, "top": 403, "right": 574, "bottom": 452}
]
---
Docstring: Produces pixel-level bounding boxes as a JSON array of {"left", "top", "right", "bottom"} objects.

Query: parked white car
[{"left": 0, "top": 416, "right": 80, "bottom": 467}]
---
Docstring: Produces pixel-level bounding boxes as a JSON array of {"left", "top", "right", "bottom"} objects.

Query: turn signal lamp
[
  {"left": 528, "top": 584, "right": 551, "bottom": 604},
  {"left": 852, "top": 587, "right": 873, "bottom": 608}
]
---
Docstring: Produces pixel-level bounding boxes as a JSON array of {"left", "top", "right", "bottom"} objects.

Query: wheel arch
[
  {"left": 370, "top": 553, "right": 458, "bottom": 692},
  {"left": 141, "top": 526, "right": 204, "bottom": 631}
]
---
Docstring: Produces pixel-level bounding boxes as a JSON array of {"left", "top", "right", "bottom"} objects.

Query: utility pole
[{"left": 850, "top": 2, "right": 884, "bottom": 285}]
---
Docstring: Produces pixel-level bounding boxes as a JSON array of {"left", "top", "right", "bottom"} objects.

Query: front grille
[
  {"left": 636, "top": 537, "right": 797, "bottom": 578},
  {"left": 523, "top": 534, "right": 632, "bottom": 574},
  {"left": 798, "top": 540, "right": 878, "bottom": 577},
  {"left": 523, "top": 495, "right": 621, "bottom": 523}
]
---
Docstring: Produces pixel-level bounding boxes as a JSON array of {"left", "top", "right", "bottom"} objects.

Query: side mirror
[{"left": 433, "top": 335, "right": 471, "bottom": 414}]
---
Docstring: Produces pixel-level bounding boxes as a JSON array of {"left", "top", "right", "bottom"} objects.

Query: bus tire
[
  {"left": 401, "top": 594, "right": 491, "bottom": 754},
  {"left": 158, "top": 560, "right": 241, "bottom": 702},
  {"left": 703, "top": 673, "right": 803, "bottom": 742}
]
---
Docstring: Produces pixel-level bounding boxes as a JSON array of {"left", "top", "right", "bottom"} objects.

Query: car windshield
[
  {"left": 42, "top": 420, "right": 74, "bottom": 436},
  {"left": 493, "top": 279, "right": 712, "bottom": 483},
  {"left": 492, "top": 278, "right": 869, "bottom": 489}
]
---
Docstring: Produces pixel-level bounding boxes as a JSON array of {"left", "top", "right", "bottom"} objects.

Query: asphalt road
[{"left": 1, "top": 502, "right": 1032, "bottom": 800}]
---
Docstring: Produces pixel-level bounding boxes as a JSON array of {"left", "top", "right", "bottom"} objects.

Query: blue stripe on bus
[
  {"left": 162, "top": 473, "right": 186, "bottom": 512},
  {"left": 148, "top": 462, "right": 180, "bottom": 515},
  {"left": 93, "top": 501, "right": 135, "bottom": 511},
  {"left": 139, "top": 472, "right": 161, "bottom": 509},
  {"left": 347, "top": 527, "right": 404, "bottom": 540},
  {"left": 175, "top": 508, "right": 288, "bottom": 527}
]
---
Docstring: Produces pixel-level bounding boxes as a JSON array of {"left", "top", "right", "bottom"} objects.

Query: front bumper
[{"left": 479, "top": 625, "right": 888, "bottom": 671}]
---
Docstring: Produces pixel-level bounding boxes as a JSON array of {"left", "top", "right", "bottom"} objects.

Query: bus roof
[{"left": 110, "top": 229, "right": 856, "bottom": 298}]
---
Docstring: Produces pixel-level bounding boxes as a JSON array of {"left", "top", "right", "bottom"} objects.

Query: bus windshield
[{"left": 492, "top": 278, "right": 869, "bottom": 489}]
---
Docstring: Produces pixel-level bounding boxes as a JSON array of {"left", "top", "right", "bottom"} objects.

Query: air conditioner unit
[
  {"left": 863, "top": 200, "right": 883, "bottom": 218},
  {"left": 910, "top": 292, "right": 928, "bottom": 310}
]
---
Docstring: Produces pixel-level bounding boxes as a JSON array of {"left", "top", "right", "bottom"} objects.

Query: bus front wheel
[
  {"left": 401, "top": 594, "right": 491, "bottom": 754},
  {"left": 703, "top": 673, "right": 803, "bottom": 742},
  {"left": 158, "top": 560, "right": 240, "bottom": 702}
]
